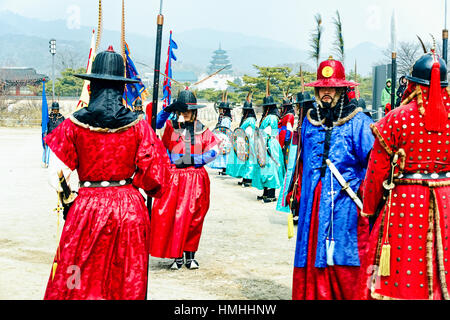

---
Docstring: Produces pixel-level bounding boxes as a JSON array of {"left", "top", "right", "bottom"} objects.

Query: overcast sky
[{"left": 0, "top": 0, "right": 447, "bottom": 51}]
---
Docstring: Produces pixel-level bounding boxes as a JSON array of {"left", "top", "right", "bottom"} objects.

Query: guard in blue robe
[
  {"left": 252, "top": 95, "right": 285, "bottom": 203},
  {"left": 208, "top": 102, "right": 233, "bottom": 175},
  {"left": 292, "top": 57, "right": 374, "bottom": 300},
  {"left": 226, "top": 99, "right": 257, "bottom": 187}
]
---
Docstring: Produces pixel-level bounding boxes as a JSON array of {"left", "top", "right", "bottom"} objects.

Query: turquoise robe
[
  {"left": 252, "top": 114, "right": 286, "bottom": 190},
  {"left": 226, "top": 117, "right": 257, "bottom": 179}
]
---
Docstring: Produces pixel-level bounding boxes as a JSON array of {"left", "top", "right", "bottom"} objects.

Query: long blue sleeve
[{"left": 156, "top": 110, "right": 172, "bottom": 129}]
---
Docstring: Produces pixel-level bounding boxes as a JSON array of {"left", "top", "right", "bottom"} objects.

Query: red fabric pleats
[
  {"left": 149, "top": 166, "right": 210, "bottom": 259},
  {"left": 44, "top": 185, "right": 151, "bottom": 300},
  {"left": 292, "top": 181, "right": 362, "bottom": 300}
]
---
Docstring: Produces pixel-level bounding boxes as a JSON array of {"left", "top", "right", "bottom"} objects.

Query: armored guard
[
  {"left": 292, "top": 57, "right": 374, "bottom": 300},
  {"left": 358, "top": 51, "right": 450, "bottom": 300}
]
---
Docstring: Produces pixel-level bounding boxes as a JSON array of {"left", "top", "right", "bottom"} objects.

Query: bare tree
[
  {"left": 56, "top": 46, "right": 85, "bottom": 72},
  {"left": 382, "top": 38, "right": 445, "bottom": 77}
]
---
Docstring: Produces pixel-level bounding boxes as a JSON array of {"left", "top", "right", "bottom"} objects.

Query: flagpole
[
  {"left": 391, "top": 11, "right": 397, "bottom": 110},
  {"left": 443, "top": 0, "right": 448, "bottom": 64},
  {"left": 151, "top": 0, "right": 164, "bottom": 130}
]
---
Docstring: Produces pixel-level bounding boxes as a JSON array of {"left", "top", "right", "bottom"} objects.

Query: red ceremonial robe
[
  {"left": 149, "top": 120, "right": 218, "bottom": 259},
  {"left": 43, "top": 118, "right": 169, "bottom": 300},
  {"left": 358, "top": 86, "right": 450, "bottom": 300}
]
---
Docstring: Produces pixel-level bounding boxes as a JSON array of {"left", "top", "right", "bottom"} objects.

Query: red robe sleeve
[
  {"left": 201, "top": 128, "right": 219, "bottom": 153},
  {"left": 133, "top": 120, "right": 171, "bottom": 198},
  {"left": 44, "top": 119, "right": 78, "bottom": 171}
]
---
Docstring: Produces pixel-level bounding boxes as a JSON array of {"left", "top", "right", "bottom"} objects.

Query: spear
[
  {"left": 146, "top": 0, "right": 164, "bottom": 278},
  {"left": 443, "top": 0, "right": 448, "bottom": 64},
  {"left": 299, "top": 65, "right": 305, "bottom": 93},
  {"left": 355, "top": 60, "right": 360, "bottom": 99},
  {"left": 151, "top": 0, "right": 164, "bottom": 130},
  {"left": 390, "top": 10, "right": 397, "bottom": 110}
]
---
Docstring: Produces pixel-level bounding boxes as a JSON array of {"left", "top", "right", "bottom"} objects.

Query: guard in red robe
[
  {"left": 150, "top": 90, "right": 219, "bottom": 270},
  {"left": 358, "top": 51, "right": 450, "bottom": 300},
  {"left": 278, "top": 97, "right": 295, "bottom": 166},
  {"left": 43, "top": 47, "right": 169, "bottom": 300}
]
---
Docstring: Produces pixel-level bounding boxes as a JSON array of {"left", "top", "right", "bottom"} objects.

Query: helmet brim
[{"left": 305, "top": 79, "right": 359, "bottom": 88}]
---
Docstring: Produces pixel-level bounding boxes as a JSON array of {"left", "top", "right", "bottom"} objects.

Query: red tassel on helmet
[{"left": 425, "top": 52, "right": 446, "bottom": 132}]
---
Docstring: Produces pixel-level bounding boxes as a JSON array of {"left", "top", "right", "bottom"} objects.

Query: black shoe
[
  {"left": 185, "top": 259, "right": 199, "bottom": 270},
  {"left": 263, "top": 197, "right": 277, "bottom": 203},
  {"left": 184, "top": 251, "right": 199, "bottom": 269},
  {"left": 238, "top": 180, "right": 244, "bottom": 186},
  {"left": 243, "top": 182, "right": 252, "bottom": 188},
  {"left": 257, "top": 195, "right": 265, "bottom": 201},
  {"left": 170, "top": 257, "right": 184, "bottom": 270}
]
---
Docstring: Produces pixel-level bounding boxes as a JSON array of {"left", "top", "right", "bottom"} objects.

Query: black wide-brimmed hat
[
  {"left": 218, "top": 101, "right": 233, "bottom": 109},
  {"left": 174, "top": 89, "right": 206, "bottom": 110},
  {"left": 296, "top": 92, "right": 315, "bottom": 105},
  {"left": 261, "top": 95, "right": 278, "bottom": 107},
  {"left": 281, "top": 98, "right": 293, "bottom": 107},
  {"left": 406, "top": 52, "right": 448, "bottom": 87},
  {"left": 241, "top": 100, "right": 253, "bottom": 109},
  {"left": 74, "top": 46, "right": 140, "bottom": 84},
  {"left": 51, "top": 102, "right": 60, "bottom": 110}
]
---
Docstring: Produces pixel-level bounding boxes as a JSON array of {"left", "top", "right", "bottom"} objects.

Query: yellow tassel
[
  {"left": 378, "top": 244, "right": 391, "bottom": 277},
  {"left": 52, "top": 262, "right": 58, "bottom": 281},
  {"left": 287, "top": 214, "right": 294, "bottom": 239}
]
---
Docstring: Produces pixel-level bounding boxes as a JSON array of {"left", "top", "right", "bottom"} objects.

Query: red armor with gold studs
[{"left": 359, "top": 52, "right": 450, "bottom": 300}]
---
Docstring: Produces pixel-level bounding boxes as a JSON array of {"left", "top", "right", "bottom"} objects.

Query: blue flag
[
  {"left": 162, "top": 31, "right": 178, "bottom": 108},
  {"left": 41, "top": 80, "right": 49, "bottom": 149},
  {"left": 123, "top": 43, "right": 150, "bottom": 108}
]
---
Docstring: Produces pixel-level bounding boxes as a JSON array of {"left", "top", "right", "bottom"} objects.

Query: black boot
[
  {"left": 170, "top": 256, "right": 184, "bottom": 270},
  {"left": 242, "top": 178, "right": 252, "bottom": 188},
  {"left": 184, "top": 251, "right": 199, "bottom": 269},
  {"left": 238, "top": 179, "right": 244, "bottom": 186},
  {"left": 257, "top": 188, "right": 268, "bottom": 201},
  {"left": 263, "top": 188, "right": 277, "bottom": 203}
]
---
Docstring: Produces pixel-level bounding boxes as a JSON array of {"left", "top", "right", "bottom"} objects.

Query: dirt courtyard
[{"left": 0, "top": 127, "right": 296, "bottom": 300}]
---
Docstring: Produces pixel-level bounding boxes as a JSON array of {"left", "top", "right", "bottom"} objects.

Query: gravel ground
[{"left": 0, "top": 126, "right": 296, "bottom": 300}]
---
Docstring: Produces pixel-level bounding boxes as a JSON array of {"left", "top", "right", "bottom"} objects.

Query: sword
[{"left": 325, "top": 159, "right": 363, "bottom": 210}]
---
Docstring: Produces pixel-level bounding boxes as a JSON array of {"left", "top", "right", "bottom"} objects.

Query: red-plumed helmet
[{"left": 305, "top": 56, "right": 359, "bottom": 88}]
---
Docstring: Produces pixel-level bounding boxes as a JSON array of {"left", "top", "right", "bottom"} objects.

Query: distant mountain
[{"left": 0, "top": 11, "right": 384, "bottom": 78}]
